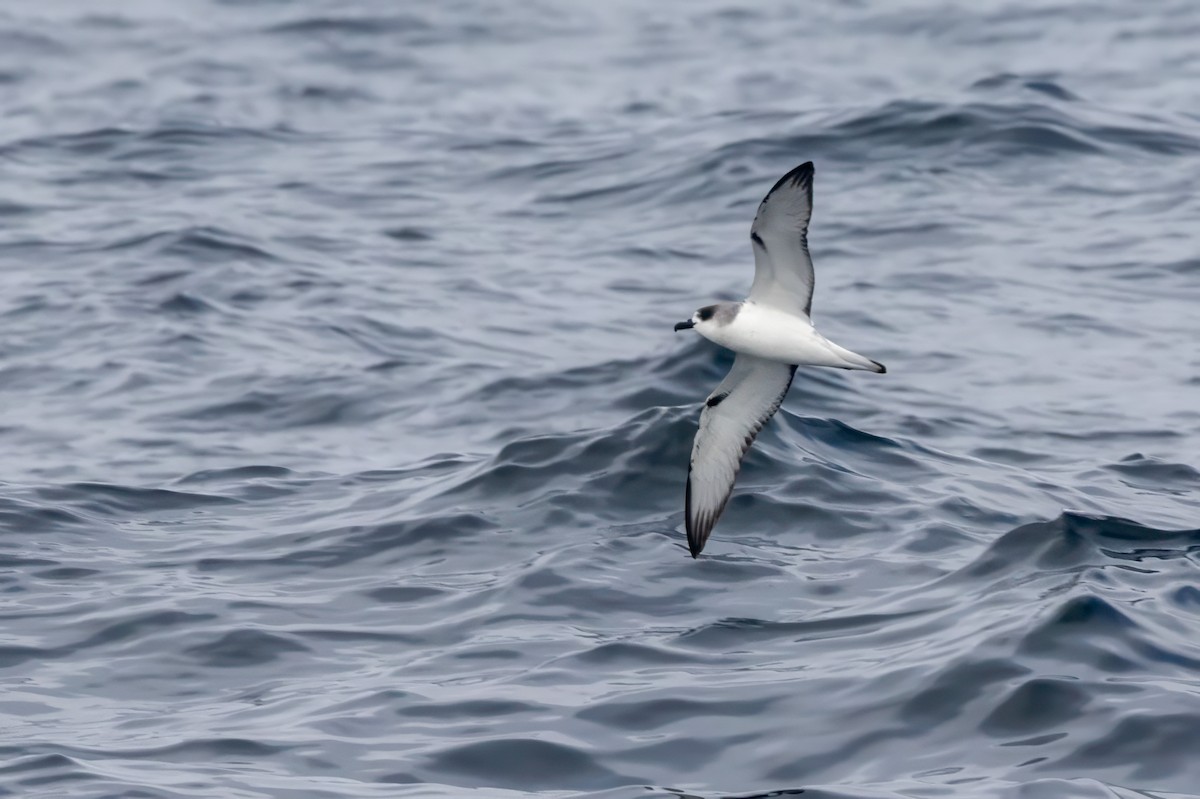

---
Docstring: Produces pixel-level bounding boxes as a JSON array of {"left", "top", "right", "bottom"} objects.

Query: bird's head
[{"left": 674, "top": 303, "right": 735, "bottom": 333}]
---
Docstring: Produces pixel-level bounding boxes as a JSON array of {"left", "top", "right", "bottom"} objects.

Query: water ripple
[{"left": 2, "top": 0, "right": 1200, "bottom": 797}]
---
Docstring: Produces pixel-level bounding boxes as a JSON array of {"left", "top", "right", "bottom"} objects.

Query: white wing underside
[
  {"left": 748, "top": 162, "right": 816, "bottom": 317},
  {"left": 685, "top": 354, "right": 797, "bottom": 556}
]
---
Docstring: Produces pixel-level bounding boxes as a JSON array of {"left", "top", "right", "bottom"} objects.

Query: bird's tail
[{"left": 827, "top": 341, "right": 886, "bottom": 373}]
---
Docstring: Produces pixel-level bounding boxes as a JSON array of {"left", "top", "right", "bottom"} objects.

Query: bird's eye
[{"left": 697, "top": 306, "right": 716, "bottom": 322}]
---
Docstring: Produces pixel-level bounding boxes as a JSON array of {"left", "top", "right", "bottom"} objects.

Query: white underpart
[{"left": 696, "top": 301, "right": 879, "bottom": 371}]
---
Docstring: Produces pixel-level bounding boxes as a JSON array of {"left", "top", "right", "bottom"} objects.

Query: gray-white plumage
[
  {"left": 749, "top": 162, "right": 817, "bottom": 317},
  {"left": 685, "top": 355, "right": 797, "bottom": 553},
  {"left": 674, "top": 162, "right": 885, "bottom": 557}
]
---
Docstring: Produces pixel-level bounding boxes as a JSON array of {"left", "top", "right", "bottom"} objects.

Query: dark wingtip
[
  {"left": 872, "top": 360, "right": 887, "bottom": 374},
  {"left": 686, "top": 514, "right": 712, "bottom": 558},
  {"left": 764, "top": 161, "right": 815, "bottom": 198},
  {"left": 684, "top": 476, "right": 707, "bottom": 558}
]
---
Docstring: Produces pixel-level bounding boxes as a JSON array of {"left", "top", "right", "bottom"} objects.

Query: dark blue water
[{"left": 3, "top": 1, "right": 1200, "bottom": 797}]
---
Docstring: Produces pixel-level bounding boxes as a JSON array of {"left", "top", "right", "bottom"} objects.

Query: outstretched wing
[
  {"left": 748, "top": 161, "right": 816, "bottom": 317},
  {"left": 685, "top": 354, "right": 797, "bottom": 557}
]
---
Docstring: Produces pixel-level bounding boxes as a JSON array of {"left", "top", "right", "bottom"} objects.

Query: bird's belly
[
  {"left": 715, "top": 330, "right": 833, "bottom": 365},
  {"left": 701, "top": 311, "right": 841, "bottom": 367}
]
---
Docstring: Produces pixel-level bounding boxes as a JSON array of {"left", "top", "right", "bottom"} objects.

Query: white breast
[{"left": 698, "top": 302, "right": 848, "bottom": 368}]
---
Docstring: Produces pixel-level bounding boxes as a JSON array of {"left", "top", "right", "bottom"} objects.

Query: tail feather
[{"left": 827, "top": 341, "right": 886, "bottom": 373}]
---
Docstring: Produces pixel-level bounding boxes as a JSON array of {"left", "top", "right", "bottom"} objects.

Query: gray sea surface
[{"left": 2, "top": 1, "right": 1200, "bottom": 797}]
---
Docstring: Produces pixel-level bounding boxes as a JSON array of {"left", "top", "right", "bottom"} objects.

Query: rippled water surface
[{"left": 3, "top": 1, "right": 1200, "bottom": 797}]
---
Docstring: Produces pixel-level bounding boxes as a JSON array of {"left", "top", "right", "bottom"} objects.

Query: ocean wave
[{"left": 5, "top": 1, "right": 1200, "bottom": 796}]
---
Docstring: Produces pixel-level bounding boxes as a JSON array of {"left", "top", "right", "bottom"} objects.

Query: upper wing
[
  {"left": 747, "top": 161, "right": 816, "bottom": 317},
  {"left": 685, "top": 354, "right": 797, "bottom": 557}
]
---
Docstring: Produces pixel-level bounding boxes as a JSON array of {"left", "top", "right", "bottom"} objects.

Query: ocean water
[{"left": 2, "top": 1, "right": 1200, "bottom": 797}]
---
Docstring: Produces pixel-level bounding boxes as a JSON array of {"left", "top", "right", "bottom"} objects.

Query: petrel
[{"left": 674, "top": 162, "right": 885, "bottom": 557}]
